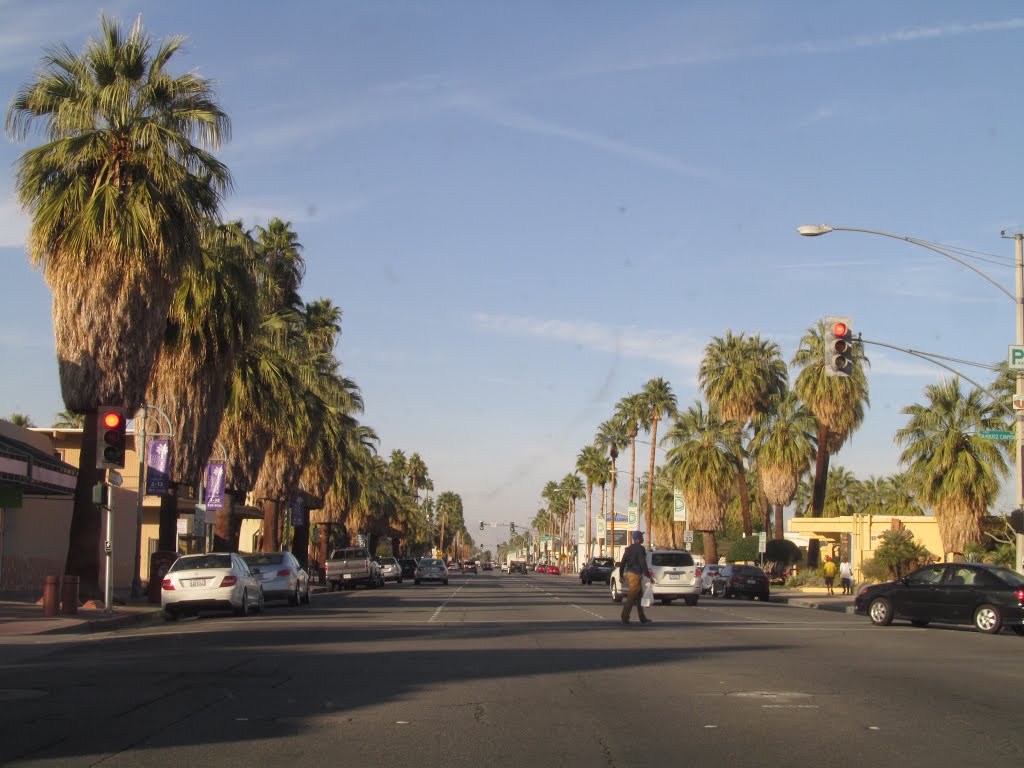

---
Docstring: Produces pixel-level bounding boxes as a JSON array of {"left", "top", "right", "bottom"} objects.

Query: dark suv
[
  {"left": 580, "top": 557, "right": 615, "bottom": 585},
  {"left": 709, "top": 565, "right": 770, "bottom": 601}
]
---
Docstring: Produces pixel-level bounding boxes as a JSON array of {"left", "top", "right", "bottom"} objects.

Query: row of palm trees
[
  {"left": 4, "top": 16, "right": 468, "bottom": 595},
  {"left": 535, "top": 325, "right": 1014, "bottom": 565}
]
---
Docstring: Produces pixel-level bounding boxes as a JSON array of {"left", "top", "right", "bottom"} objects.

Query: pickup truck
[{"left": 325, "top": 547, "right": 383, "bottom": 590}]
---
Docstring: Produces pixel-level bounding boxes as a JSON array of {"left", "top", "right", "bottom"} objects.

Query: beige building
[{"left": 788, "top": 514, "right": 942, "bottom": 582}]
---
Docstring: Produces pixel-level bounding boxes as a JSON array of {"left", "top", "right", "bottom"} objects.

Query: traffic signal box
[
  {"left": 96, "top": 407, "right": 127, "bottom": 469},
  {"left": 825, "top": 316, "right": 853, "bottom": 377}
]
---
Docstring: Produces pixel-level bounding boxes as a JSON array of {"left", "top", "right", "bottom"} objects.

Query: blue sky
[{"left": 3, "top": 1, "right": 1024, "bottom": 548}]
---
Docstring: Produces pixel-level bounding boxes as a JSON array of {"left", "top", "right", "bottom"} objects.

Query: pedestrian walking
[
  {"left": 619, "top": 530, "right": 653, "bottom": 625},
  {"left": 839, "top": 559, "right": 853, "bottom": 595},
  {"left": 822, "top": 556, "right": 837, "bottom": 595}
]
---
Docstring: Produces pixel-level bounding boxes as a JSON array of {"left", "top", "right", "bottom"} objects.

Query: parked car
[
  {"left": 709, "top": 564, "right": 770, "bottom": 601},
  {"left": 535, "top": 563, "right": 549, "bottom": 573},
  {"left": 377, "top": 556, "right": 403, "bottom": 583},
  {"left": 241, "top": 551, "right": 310, "bottom": 606},
  {"left": 325, "top": 547, "right": 383, "bottom": 590},
  {"left": 699, "top": 564, "right": 725, "bottom": 594},
  {"left": 854, "top": 562, "right": 1024, "bottom": 634},
  {"left": 580, "top": 557, "right": 614, "bottom": 585},
  {"left": 415, "top": 557, "right": 450, "bottom": 585},
  {"left": 162, "top": 552, "right": 264, "bottom": 619},
  {"left": 609, "top": 549, "right": 701, "bottom": 606},
  {"left": 463, "top": 561, "right": 478, "bottom": 574},
  {"left": 398, "top": 558, "right": 419, "bottom": 579},
  {"left": 546, "top": 564, "right": 561, "bottom": 575}
]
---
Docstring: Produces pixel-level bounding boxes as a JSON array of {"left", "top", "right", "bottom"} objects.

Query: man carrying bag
[{"left": 620, "top": 530, "right": 654, "bottom": 625}]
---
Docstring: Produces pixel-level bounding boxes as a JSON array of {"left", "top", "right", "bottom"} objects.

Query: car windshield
[
  {"left": 170, "top": 555, "right": 232, "bottom": 572},
  {"left": 243, "top": 554, "right": 284, "bottom": 566},
  {"left": 651, "top": 552, "right": 694, "bottom": 567},
  {"left": 420, "top": 559, "right": 443, "bottom": 567}
]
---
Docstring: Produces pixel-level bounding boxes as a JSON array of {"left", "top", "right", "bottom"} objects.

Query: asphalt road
[{"left": 1, "top": 571, "right": 1022, "bottom": 767}]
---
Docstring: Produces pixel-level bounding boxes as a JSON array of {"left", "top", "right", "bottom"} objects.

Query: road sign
[
  {"left": 758, "top": 531, "right": 767, "bottom": 553},
  {"left": 1010, "top": 345, "right": 1024, "bottom": 370},
  {"left": 1014, "top": 394, "right": 1024, "bottom": 410},
  {"left": 683, "top": 530, "right": 694, "bottom": 544},
  {"left": 979, "top": 430, "right": 1015, "bottom": 441},
  {"left": 627, "top": 502, "right": 639, "bottom": 529},
  {"left": 673, "top": 488, "right": 686, "bottom": 522}
]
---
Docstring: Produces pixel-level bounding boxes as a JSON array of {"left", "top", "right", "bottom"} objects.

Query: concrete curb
[
  {"left": 770, "top": 595, "right": 857, "bottom": 614},
  {"left": 16, "top": 607, "right": 166, "bottom": 636}
]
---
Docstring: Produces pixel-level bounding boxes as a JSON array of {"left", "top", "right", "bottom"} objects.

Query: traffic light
[
  {"left": 510, "top": 522, "right": 516, "bottom": 534},
  {"left": 95, "top": 406, "right": 127, "bottom": 469},
  {"left": 824, "top": 316, "right": 853, "bottom": 377},
  {"left": 480, "top": 521, "right": 484, "bottom": 531}
]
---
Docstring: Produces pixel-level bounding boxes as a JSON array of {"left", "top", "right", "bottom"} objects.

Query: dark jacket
[{"left": 619, "top": 542, "right": 651, "bottom": 578}]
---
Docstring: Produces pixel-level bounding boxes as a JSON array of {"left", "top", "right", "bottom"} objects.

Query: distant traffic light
[
  {"left": 480, "top": 521, "right": 484, "bottom": 531},
  {"left": 95, "top": 407, "right": 127, "bottom": 469},
  {"left": 510, "top": 522, "right": 516, "bottom": 534},
  {"left": 824, "top": 316, "right": 853, "bottom": 377}
]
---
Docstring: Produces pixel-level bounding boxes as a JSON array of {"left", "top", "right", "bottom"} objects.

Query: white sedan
[{"left": 162, "top": 552, "right": 264, "bottom": 619}]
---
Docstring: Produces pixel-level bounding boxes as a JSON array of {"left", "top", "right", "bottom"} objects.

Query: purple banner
[
  {"left": 204, "top": 463, "right": 226, "bottom": 511},
  {"left": 145, "top": 439, "right": 171, "bottom": 496},
  {"left": 291, "top": 495, "right": 308, "bottom": 527}
]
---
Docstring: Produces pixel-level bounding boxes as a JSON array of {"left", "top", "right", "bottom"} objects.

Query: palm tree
[
  {"left": 51, "top": 410, "right": 83, "bottom": 429},
  {"left": 748, "top": 389, "right": 817, "bottom": 539},
  {"left": 641, "top": 378, "right": 677, "bottom": 543},
  {"left": 820, "top": 466, "right": 858, "bottom": 517},
  {"left": 791, "top": 320, "right": 870, "bottom": 520},
  {"left": 6, "top": 16, "right": 230, "bottom": 594},
  {"left": 595, "top": 418, "right": 629, "bottom": 558},
  {"left": 576, "top": 445, "right": 604, "bottom": 559},
  {"left": 615, "top": 393, "right": 648, "bottom": 506},
  {"left": 406, "top": 453, "right": 429, "bottom": 500},
  {"left": 895, "top": 378, "right": 1007, "bottom": 554},
  {"left": 7, "top": 413, "right": 35, "bottom": 428},
  {"left": 663, "top": 401, "right": 740, "bottom": 566},
  {"left": 699, "top": 331, "right": 788, "bottom": 537},
  {"left": 561, "top": 473, "right": 585, "bottom": 571}
]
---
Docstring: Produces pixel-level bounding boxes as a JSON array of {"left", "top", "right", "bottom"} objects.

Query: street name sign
[
  {"left": 980, "top": 430, "right": 1015, "bottom": 441},
  {"left": 1010, "top": 345, "right": 1024, "bottom": 370},
  {"left": 758, "top": 531, "right": 767, "bottom": 553}
]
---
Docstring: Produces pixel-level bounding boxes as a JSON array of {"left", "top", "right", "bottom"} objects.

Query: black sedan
[
  {"left": 709, "top": 564, "right": 770, "bottom": 601},
  {"left": 854, "top": 562, "right": 1024, "bottom": 635},
  {"left": 580, "top": 557, "right": 615, "bottom": 585},
  {"left": 398, "top": 558, "right": 419, "bottom": 579}
]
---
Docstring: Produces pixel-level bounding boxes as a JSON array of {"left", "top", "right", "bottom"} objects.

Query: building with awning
[{"left": 0, "top": 420, "right": 79, "bottom": 591}]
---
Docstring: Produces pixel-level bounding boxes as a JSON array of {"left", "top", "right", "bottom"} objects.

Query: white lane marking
[{"left": 427, "top": 582, "right": 470, "bottom": 623}]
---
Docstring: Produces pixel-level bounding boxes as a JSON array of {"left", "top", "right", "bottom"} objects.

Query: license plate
[
  {"left": 747, "top": 579, "right": 757, "bottom": 584},
  {"left": 343, "top": 573, "right": 352, "bottom": 579},
  {"left": 187, "top": 578, "right": 208, "bottom": 587},
  {"left": 669, "top": 574, "right": 680, "bottom": 580}
]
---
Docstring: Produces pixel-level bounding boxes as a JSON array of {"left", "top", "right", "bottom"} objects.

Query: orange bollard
[
  {"left": 60, "top": 575, "right": 79, "bottom": 615},
  {"left": 43, "top": 575, "right": 59, "bottom": 617}
]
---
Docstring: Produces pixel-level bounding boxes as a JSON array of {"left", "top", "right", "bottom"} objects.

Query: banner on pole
[
  {"left": 204, "top": 463, "right": 226, "bottom": 511},
  {"left": 673, "top": 487, "right": 687, "bottom": 523},
  {"left": 145, "top": 439, "right": 170, "bottom": 496}
]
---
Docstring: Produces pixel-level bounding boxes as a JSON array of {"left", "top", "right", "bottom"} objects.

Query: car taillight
[
  {"left": 731, "top": 575, "right": 744, "bottom": 583},
  {"left": 695, "top": 568, "right": 702, "bottom": 577},
  {"left": 162, "top": 579, "right": 174, "bottom": 590},
  {"left": 221, "top": 575, "right": 237, "bottom": 587},
  {"left": 277, "top": 569, "right": 291, "bottom": 577},
  {"left": 1016, "top": 590, "right": 1024, "bottom": 602}
]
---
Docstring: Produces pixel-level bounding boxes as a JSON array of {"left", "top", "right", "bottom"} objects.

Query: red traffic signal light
[
  {"left": 832, "top": 321, "right": 848, "bottom": 338},
  {"left": 95, "top": 407, "right": 127, "bottom": 469},
  {"left": 824, "top": 316, "right": 853, "bottom": 377}
]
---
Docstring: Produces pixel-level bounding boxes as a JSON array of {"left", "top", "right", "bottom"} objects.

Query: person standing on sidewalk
[
  {"left": 822, "top": 557, "right": 837, "bottom": 595},
  {"left": 619, "top": 530, "right": 653, "bottom": 625},
  {"left": 839, "top": 559, "right": 853, "bottom": 595}
]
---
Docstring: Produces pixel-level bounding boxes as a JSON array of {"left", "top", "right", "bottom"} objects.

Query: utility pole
[{"left": 1015, "top": 232, "right": 1024, "bottom": 574}]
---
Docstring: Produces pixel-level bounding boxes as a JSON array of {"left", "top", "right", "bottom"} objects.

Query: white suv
[{"left": 610, "top": 548, "right": 701, "bottom": 606}]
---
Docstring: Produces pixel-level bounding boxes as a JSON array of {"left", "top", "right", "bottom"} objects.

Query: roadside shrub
[
  {"left": 725, "top": 535, "right": 760, "bottom": 563},
  {"left": 859, "top": 556, "right": 892, "bottom": 584}
]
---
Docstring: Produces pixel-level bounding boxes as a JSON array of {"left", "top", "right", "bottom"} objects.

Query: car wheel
[
  {"left": 973, "top": 604, "right": 1003, "bottom": 634},
  {"left": 398, "top": 578, "right": 403, "bottom": 584},
  {"left": 235, "top": 589, "right": 249, "bottom": 617},
  {"left": 1011, "top": 626, "right": 1024, "bottom": 635},
  {"left": 611, "top": 580, "right": 623, "bottom": 603},
  {"left": 304, "top": 585, "right": 311, "bottom": 604},
  {"left": 415, "top": 579, "right": 420, "bottom": 585},
  {"left": 910, "top": 619, "right": 929, "bottom": 627},
  {"left": 660, "top": 598, "right": 673, "bottom": 606},
  {"left": 758, "top": 592, "right": 770, "bottom": 602},
  {"left": 328, "top": 581, "right": 336, "bottom": 593},
  {"left": 255, "top": 588, "right": 265, "bottom": 614},
  {"left": 710, "top": 582, "right": 720, "bottom": 597},
  {"left": 164, "top": 607, "right": 178, "bottom": 621},
  {"left": 684, "top": 596, "right": 698, "bottom": 607},
  {"left": 443, "top": 579, "right": 449, "bottom": 586},
  {"left": 289, "top": 585, "right": 300, "bottom": 606},
  {"left": 868, "top": 597, "right": 893, "bottom": 626}
]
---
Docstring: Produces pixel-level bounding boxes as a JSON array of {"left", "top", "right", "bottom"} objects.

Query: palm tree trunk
[
  {"left": 585, "top": 485, "right": 593, "bottom": 561},
  {"left": 610, "top": 461, "right": 618, "bottom": 561},
  {"left": 598, "top": 485, "right": 606, "bottom": 556},
  {"left": 811, "top": 423, "right": 831, "bottom": 518},
  {"left": 65, "top": 413, "right": 102, "bottom": 599},
  {"left": 646, "top": 420, "right": 658, "bottom": 543},
  {"left": 773, "top": 503, "right": 784, "bottom": 540},
  {"left": 736, "top": 467, "right": 753, "bottom": 537},
  {"left": 629, "top": 437, "right": 637, "bottom": 504},
  {"left": 158, "top": 484, "right": 179, "bottom": 552},
  {"left": 262, "top": 498, "right": 280, "bottom": 551},
  {"left": 702, "top": 531, "right": 718, "bottom": 567}
]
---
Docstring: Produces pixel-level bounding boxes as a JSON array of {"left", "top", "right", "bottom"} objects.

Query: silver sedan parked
[
  {"left": 242, "top": 551, "right": 310, "bottom": 606},
  {"left": 162, "top": 552, "right": 264, "bottom": 619},
  {"left": 377, "top": 556, "right": 403, "bottom": 583}
]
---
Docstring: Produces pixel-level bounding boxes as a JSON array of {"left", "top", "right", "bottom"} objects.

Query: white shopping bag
[{"left": 640, "top": 581, "right": 654, "bottom": 608}]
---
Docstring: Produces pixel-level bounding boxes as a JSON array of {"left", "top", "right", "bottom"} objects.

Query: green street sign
[{"left": 979, "top": 430, "right": 1015, "bottom": 441}]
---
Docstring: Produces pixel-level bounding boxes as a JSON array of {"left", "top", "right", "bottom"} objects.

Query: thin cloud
[{"left": 472, "top": 312, "right": 705, "bottom": 370}]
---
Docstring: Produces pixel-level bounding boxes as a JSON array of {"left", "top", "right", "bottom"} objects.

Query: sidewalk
[
  {"left": 0, "top": 593, "right": 165, "bottom": 637},
  {"left": 769, "top": 587, "right": 858, "bottom": 614}
]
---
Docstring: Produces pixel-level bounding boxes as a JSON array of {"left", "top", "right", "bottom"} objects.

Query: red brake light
[
  {"left": 1016, "top": 590, "right": 1024, "bottom": 602},
  {"left": 161, "top": 579, "right": 174, "bottom": 590},
  {"left": 220, "top": 575, "right": 237, "bottom": 587},
  {"left": 277, "top": 569, "right": 291, "bottom": 577}
]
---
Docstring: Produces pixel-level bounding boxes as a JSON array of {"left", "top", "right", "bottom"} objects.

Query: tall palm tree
[
  {"left": 7, "top": 413, "right": 35, "bottom": 427},
  {"left": 663, "top": 402, "right": 739, "bottom": 566},
  {"left": 576, "top": 445, "right": 604, "bottom": 559},
  {"left": 748, "top": 389, "right": 817, "bottom": 539},
  {"left": 641, "top": 377, "right": 677, "bottom": 543},
  {"left": 820, "top": 466, "right": 858, "bottom": 517},
  {"left": 595, "top": 418, "right": 629, "bottom": 558},
  {"left": 699, "top": 331, "right": 788, "bottom": 537},
  {"left": 615, "top": 393, "right": 648, "bottom": 506},
  {"left": 895, "top": 378, "right": 1007, "bottom": 554},
  {"left": 51, "top": 410, "right": 84, "bottom": 429},
  {"left": 791, "top": 320, "right": 870, "bottom": 521},
  {"left": 406, "top": 453, "right": 429, "bottom": 500},
  {"left": 6, "top": 15, "right": 230, "bottom": 593},
  {"left": 561, "top": 473, "right": 585, "bottom": 571}
]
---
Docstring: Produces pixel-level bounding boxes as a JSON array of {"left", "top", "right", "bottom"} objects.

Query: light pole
[{"left": 798, "top": 223, "right": 1024, "bottom": 572}]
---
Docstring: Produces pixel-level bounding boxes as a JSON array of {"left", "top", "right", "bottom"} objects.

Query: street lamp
[{"left": 798, "top": 223, "right": 1024, "bottom": 572}]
